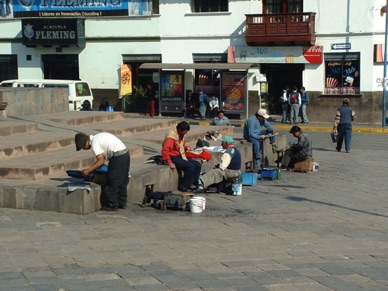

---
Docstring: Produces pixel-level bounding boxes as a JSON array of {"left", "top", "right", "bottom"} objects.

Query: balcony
[{"left": 245, "top": 13, "right": 316, "bottom": 46}]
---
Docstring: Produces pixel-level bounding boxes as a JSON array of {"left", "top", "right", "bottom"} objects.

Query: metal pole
[{"left": 383, "top": 0, "right": 388, "bottom": 127}]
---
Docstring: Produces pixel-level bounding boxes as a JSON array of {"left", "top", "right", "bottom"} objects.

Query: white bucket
[
  {"left": 194, "top": 196, "right": 206, "bottom": 210},
  {"left": 232, "top": 183, "right": 242, "bottom": 196},
  {"left": 189, "top": 197, "right": 204, "bottom": 213}
]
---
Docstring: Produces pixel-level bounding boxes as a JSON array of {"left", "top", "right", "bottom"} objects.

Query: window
[
  {"left": 264, "top": 0, "right": 303, "bottom": 14},
  {"left": 324, "top": 53, "right": 360, "bottom": 95},
  {"left": 0, "top": 55, "right": 17, "bottom": 82},
  {"left": 193, "top": 0, "right": 228, "bottom": 13}
]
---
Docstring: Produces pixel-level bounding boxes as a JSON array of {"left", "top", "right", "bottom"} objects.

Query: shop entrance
[
  {"left": 42, "top": 54, "right": 79, "bottom": 80},
  {"left": 261, "top": 64, "right": 304, "bottom": 114}
]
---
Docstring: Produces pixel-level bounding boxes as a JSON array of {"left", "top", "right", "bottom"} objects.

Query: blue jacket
[{"left": 243, "top": 115, "right": 274, "bottom": 140}]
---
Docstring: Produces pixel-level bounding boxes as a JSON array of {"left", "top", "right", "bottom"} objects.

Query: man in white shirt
[{"left": 75, "top": 132, "right": 130, "bottom": 211}]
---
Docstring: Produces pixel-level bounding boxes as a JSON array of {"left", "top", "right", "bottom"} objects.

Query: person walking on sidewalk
[
  {"left": 300, "top": 86, "right": 309, "bottom": 123},
  {"left": 243, "top": 108, "right": 276, "bottom": 170},
  {"left": 288, "top": 86, "right": 301, "bottom": 124},
  {"left": 333, "top": 98, "right": 356, "bottom": 153},
  {"left": 161, "top": 121, "right": 201, "bottom": 192},
  {"left": 195, "top": 136, "right": 241, "bottom": 193},
  {"left": 198, "top": 91, "right": 208, "bottom": 120},
  {"left": 75, "top": 132, "right": 130, "bottom": 211}
]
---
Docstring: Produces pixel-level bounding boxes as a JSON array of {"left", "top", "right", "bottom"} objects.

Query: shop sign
[
  {"left": 228, "top": 46, "right": 323, "bottom": 64},
  {"left": 160, "top": 72, "right": 184, "bottom": 113},
  {"left": 1, "top": 0, "right": 152, "bottom": 19},
  {"left": 221, "top": 72, "right": 246, "bottom": 114},
  {"left": 21, "top": 18, "right": 85, "bottom": 47}
]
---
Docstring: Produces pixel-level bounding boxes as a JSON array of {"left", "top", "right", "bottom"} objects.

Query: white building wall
[{"left": 1, "top": 0, "right": 388, "bottom": 95}]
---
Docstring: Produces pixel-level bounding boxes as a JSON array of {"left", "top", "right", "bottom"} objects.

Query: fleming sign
[{"left": 21, "top": 18, "right": 85, "bottom": 47}]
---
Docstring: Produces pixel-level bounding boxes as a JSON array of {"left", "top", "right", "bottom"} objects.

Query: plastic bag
[{"left": 331, "top": 131, "right": 338, "bottom": 143}]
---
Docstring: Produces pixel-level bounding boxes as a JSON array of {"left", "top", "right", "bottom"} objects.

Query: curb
[{"left": 189, "top": 120, "right": 388, "bottom": 134}]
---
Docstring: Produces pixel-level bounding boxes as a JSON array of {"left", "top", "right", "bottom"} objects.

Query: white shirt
[
  {"left": 90, "top": 132, "right": 126, "bottom": 160},
  {"left": 209, "top": 98, "right": 219, "bottom": 109}
]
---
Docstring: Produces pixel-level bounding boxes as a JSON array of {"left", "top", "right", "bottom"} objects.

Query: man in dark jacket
[{"left": 333, "top": 98, "right": 356, "bottom": 153}]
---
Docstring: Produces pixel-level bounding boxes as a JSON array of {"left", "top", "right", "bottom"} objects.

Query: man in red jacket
[{"left": 161, "top": 121, "right": 201, "bottom": 192}]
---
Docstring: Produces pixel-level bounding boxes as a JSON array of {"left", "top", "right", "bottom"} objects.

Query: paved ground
[{"left": 1, "top": 122, "right": 388, "bottom": 290}]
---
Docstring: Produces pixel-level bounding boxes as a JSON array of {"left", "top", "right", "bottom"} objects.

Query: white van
[{"left": 0, "top": 79, "right": 94, "bottom": 111}]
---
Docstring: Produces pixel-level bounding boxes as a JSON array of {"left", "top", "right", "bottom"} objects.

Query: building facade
[{"left": 0, "top": 0, "right": 387, "bottom": 123}]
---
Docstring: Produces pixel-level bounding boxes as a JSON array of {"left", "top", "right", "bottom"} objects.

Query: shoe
[
  {"left": 346, "top": 150, "right": 350, "bottom": 153},
  {"left": 336, "top": 147, "right": 341, "bottom": 152},
  {"left": 100, "top": 206, "right": 119, "bottom": 212},
  {"left": 118, "top": 205, "right": 127, "bottom": 209},
  {"left": 188, "top": 184, "right": 198, "bottom": 191},
  {"left": 193, "top": 185, "right": 204, "bottom": 194},
  {"left": 178, "top": 185, "right": 187, "bottom": 192}
]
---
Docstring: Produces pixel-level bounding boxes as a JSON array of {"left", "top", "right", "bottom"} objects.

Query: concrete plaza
[{"left": 0, "top": 127, "right": 388, "bottom": 290}]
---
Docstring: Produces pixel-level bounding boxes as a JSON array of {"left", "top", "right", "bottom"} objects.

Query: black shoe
[
  {"left": 178, "top": 185, "right": 187, "bottom": 192},
  {"left": 193, "top": 185, "right": 204, "bottom": 194},
  {"left": 188, "top": 184, "right": 198, "bottom": 191},
  {"left": 118, "top": 205, "right": 127, "bottom": 209},
  {"left": 336, "top": 147, "right": 341, "bottom": 152},
  {"left": 100, "top": 206, "right": 119, "bottom": 212}
]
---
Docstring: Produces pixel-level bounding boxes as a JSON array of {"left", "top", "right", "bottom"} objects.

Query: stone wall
[
  {"left": 306, "top": 91, "right": 384, "bottom": 125},
  {"left": 0, "top": 87, "right": 68, "bottom": 116}
]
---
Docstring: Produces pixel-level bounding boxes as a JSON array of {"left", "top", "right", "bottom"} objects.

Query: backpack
[{"left": 290, "top": 92, "right": 298, "bottom": 104}]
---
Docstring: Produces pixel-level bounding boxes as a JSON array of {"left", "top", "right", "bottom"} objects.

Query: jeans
[
  {"left": 102, "top": 152, "right": 130, "bottom": 208},
  {"left": 300, "top": 103, "right": 308, "bottom": 122},
  {"left": 336, "top": 123, "right": 352, "bottom": 152},
  {"left": 248, "top": 130, "right": 275, "bottom": 166},
  {"left": 290, "top": 104, "right": 300, "bottom": 124},
  {"left": 171, "top": 156, "right": 201, "bottom": 188},
  {"left": 281, "top": 103, "right": 288, "bottom": 122}
]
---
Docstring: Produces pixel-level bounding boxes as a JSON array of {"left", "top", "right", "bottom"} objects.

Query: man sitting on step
[
  {"left": 278, "top": 126, "right": 312, "bottom": 171},
  {"left": 195, "top": 136, "right": 241, "bottom": 193}
]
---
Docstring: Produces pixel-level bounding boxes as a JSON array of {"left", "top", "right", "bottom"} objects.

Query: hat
[
  {"left": 221, "top": 136, "right": 234, "bottom": 144},
  {"left": 343, "top": 98, "right": 349, "bottom": 103},
  {"left": 75, "top": 133, "right": 89, "bottom": 151},
  {"left": 257, "top": 108, "right": 270, "bottom": 119}
]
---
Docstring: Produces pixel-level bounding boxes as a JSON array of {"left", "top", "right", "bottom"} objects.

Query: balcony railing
[{"left": 245, "top": 13, "right": 316, "bottom": 46}]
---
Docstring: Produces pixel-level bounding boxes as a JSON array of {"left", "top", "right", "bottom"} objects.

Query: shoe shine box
[
  {"left": 261, "top": 168, "right": 277, "bottom": 180},
  {"left": 241, "top": 173, "right": 258, "bottom": 186}
]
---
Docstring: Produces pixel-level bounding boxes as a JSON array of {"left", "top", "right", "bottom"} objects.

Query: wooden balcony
[{"left": 245, "top": 13, "right": 316, "bottom": 46}]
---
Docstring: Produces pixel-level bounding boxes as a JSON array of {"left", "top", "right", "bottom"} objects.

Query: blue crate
[
  {"left": 241, "top": 173, "right": 258, "bottom": 186},
  {"left": 261, "top": 169, "right": 277, "bottom": 180}
]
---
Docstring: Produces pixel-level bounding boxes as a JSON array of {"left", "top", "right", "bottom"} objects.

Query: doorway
[
  {"left": 261, "top": 63, "right": 304, "bottom": 114},
  {"left": 42, "top": 54, "right": 79, "bottom": 80}
]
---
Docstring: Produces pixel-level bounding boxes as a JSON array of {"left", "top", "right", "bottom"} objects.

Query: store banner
[
  {"left": 221, "top": 72, "right": 246, "bottom": 114},
  {"left": 119, "top": 64, "right": 132, "bottom": 96},
  {"left": 0, "top": 0, "right": 152, "bottom": 18},
  {"left": 228, "top": 45, "right": 323, "bottom": 64}
]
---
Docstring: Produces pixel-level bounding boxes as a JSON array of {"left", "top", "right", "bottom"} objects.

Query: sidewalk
[{"left": 185, "top": 113, "right": 388, "bottom": 134}]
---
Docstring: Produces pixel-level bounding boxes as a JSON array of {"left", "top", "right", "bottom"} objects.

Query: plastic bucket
[
  {"left": 232, "top": 183, "right": 242, "bottom": 196},
  {"left": 189, "top": 198, "right": 203, "bottom": 213},
  {"left": 194, "top": 196, "right": 206, "bottom": 210}
]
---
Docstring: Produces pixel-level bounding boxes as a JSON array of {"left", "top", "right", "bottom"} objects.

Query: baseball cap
[
  {"left": 220, "top": 136, "right": 234, "bottom": 144},
  {"left": 75, "top": 133, "right": 89, "bottom": 151},
  {"left": 343, "top": 98, "right": 349, "bottom": 103},
  {"left": 257, "top": 108, "right": 270, "bottom": 119}
]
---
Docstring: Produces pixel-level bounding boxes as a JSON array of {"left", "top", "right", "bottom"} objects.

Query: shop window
[
  {"left": 324, "top": 53, "right": 360, "bottom": 95},
  {"left": 264, "top": 0, "right": 303, "bottom": 14},
  {"left": 0, "top": 55, "right": 18, "bottom": 82},
  {"left": 193, "top": 0, "right": 228, "bottom": 13}
]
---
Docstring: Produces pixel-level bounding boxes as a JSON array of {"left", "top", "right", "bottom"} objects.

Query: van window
[
  {"left": 75, "top": 82, "right": 91, "bottom": 97},
  {"left": 0, "top": 82, "right": 13, "bottom": 87},
  {"left": 42, "top": 84, "right": 68, "bottom": 88}
]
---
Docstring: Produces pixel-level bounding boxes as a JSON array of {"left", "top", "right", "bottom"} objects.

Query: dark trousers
[
  {"left": 101, "top": 152, "right": 130, "bottom": 208},
  {"left": 171, "top": 156, "right": 201, "bottom": 188},
  {"left": 337, "top": 123, "right": 352, "bottom": 152}
]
